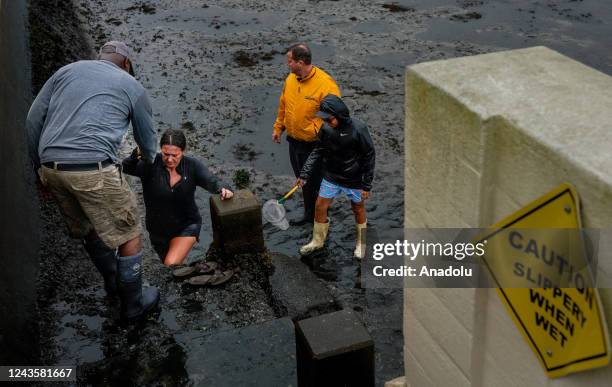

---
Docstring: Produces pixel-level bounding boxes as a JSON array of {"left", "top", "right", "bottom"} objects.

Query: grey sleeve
[
  {"left": 131, "top": 91, "right": 157, "bottom": 163},
  {"left": 193, "top": 159, "right": 231, "bottom": 194},
  {"left": 25, "top": 76, "right": 54, "bottom": 169},
  {"left": 122, "top": 148, "right": 148, "bottom": 178}
]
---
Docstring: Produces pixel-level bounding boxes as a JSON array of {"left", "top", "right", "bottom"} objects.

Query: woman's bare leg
[{"left": 163, "top": 236, "right": 197, "bottom": 266}]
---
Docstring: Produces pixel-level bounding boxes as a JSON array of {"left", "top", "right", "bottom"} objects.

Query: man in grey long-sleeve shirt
[{"left": 26, "top": 41, "right": 159, "bottom": 323}]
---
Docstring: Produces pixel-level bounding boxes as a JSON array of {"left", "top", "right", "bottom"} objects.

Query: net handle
[{"left": 278, "top": 184, "right": 300, "bottom": 204}]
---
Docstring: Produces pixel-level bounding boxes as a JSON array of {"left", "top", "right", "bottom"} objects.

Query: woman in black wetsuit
[{"left": 123, "top": 129, "right": 233, "bottom": 266}]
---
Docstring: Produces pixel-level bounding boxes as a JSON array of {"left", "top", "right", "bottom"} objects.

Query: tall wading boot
[
  {"left": 354, "top": 221, "right": 367, "bottom": 259},
  {"left": 117, "top": 251, "right": 160, "bottom": 323},
  {"left": 299, "top": 220, "right": 330, "bottom": 256},
  {"left": 83, "top": 239, "right": 118, "bottom": 297}
]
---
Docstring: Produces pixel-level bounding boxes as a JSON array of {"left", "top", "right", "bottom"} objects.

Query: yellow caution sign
[{"left": 478, "top": 183, "right": 610, "bottom": 377}]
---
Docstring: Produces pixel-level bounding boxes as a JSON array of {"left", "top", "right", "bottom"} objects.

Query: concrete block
[
  {"left": 270, "top": 253, "right": 337, "bottom": 320},
  {"left": 405, "top": 69, "right": 486, "bottom": 229},
  {"left": 404, "top": 310, "right": 470, "bottom": 387},
  {"left": 405, "top": 289, "right": 473, "bottom": 377},
  {"left": 405, "top": 46, "right": 612, "bottom": 385},
  {"left": 550, "top": 363, "right": 612, "bottom": 387},
  {"left": 479, "top": 289, "right": 549, "bottom": 386},
  {"left": 448, "top": 157, "right": 482, "bottom": 226},
  {"left": 177, "top": 318, "right": 296, "bottom": 386},
  {"left": 404, "top": 348, "right": 434, "bottom": 387},
  {"left": 210, "top": 189, "right": 265, "bottom": 255},
  {"left": 296, "top": 309, "right": 374, "bottom": 387},
  {"left": 429, "top": 288, "right": 476, "bottom": 334}
]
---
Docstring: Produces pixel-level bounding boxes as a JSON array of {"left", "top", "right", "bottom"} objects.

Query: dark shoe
[
  {"left": 117, "top": 251, "right": 160, "bottom": 323},
  {"left": 83, "top": 238, "right": 118, "bottom": 297}
]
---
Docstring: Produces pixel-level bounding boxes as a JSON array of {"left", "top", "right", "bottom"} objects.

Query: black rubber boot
[
  {"left": 117, "top": 251, "right": 160, "bottom": 323},
  {"left": 83, "top": 238, "right": 118, "bottom": 297},
  {"left": 290, "top": 211, "right": 314, "bottom": 227},
  {"left": 290, "top": 190, "right": 316, "bottom": 226}
]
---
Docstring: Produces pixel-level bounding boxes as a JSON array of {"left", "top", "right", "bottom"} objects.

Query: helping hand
[
  {"left": 272, "top": 132, "right": 281, "bottom": 144},
  {"left": 221, "top": 188, "right": 234, "bottom": 200},
  {"left": 131, "top": 146, "right": 142, "bottom": 160},
  {"left": 361, "top": 190, "right": 370, "bottom": 200}
]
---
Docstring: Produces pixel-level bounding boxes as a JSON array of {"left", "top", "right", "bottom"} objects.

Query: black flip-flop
[
  {"left": 207, "top": 269, "right": 234, "bottom": 286},
  {"left": 187, "top": 273, "right": 215, "bottom": 286},
  {"left": 173, "top": 261, "right": 218, "bottom": 278}
]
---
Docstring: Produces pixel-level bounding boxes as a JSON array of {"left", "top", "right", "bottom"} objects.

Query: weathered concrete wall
[
  {"left": 404, "top": 46, "right": 612, "bottom": 386},
  {"left": 0, "top": 0, "right": 40, "bottom": 362}
]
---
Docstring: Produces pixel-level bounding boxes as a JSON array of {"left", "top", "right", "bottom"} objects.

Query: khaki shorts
[{"left": 40, "top": 163, "right": 141, "bottom": 249}]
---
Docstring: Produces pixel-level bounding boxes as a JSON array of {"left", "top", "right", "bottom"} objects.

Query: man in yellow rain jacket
[{"left": 272, "top": 43, "right": 340, "bottom": 225}]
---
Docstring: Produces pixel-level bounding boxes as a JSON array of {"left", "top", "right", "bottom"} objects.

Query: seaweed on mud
[
  {"left": 450, "top": 11, "right": 483, "bottom": 22},
  {"left": 260, "top": 49, "right": 280, "bottom": 61},
  {"left": 233, "top": 50, "right": 259, "bottom": 67},
  {"left": 105, "top": 17, "right": 122, "bottom": 26},
  {"left": 181, "top": 121, "right": 196, "bottom": 132},
  {"left": 458, "top": 0, "right": 484, "bottom": 7},
  {"left": 232, "top": 142, "right": 262, "bottom": 161},
  {"left": 233, "top": 169, "right": 251, "bottom": 189},
  {"left": 125, "top": 2, "right": 156, "bottom": 15},
  {"left": 382, "top": 3, "right": 415, "bottom": 12}
]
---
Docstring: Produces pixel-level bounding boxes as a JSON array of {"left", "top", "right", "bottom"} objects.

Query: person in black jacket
[
  {"left": 297, "top": 94, "right": 375, "bottom": 258},
  {"left": 123, "top": 129, "right": 233, "bottom": 266}
]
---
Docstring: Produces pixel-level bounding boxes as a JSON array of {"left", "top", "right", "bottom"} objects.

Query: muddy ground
[{"left": 30, "top": 0, "right": 612, "bottom": 386}]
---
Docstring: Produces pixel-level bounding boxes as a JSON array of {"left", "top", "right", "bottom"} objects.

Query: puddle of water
[
  {"left": 350, "top": 20, "right": 399, "bottom": 34},
  {"left": 215, "top": 84, "right": 292, "bottom": 174},
  {"left": 53, "top": 302, "right": 105, "bottom": 364},
  {"left": 414, "top": 1, "right": 612, "bottom": 74},
  {"left": 363, "top": 51, "right": 419, "bottom": 75}
]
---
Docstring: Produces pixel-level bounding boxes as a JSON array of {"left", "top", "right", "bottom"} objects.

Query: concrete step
[
  {"left": 178, "top": 317, "right": 297, "bottom": 387},
  {"left": 270, "top": 253, "right": 338, "bottom": 320}
]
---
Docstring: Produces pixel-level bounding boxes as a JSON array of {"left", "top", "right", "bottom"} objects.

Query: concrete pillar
[
  {"left": 296, "top": 309, "right": 375, "bottom": 387},
  {"left": 404, "top": 46, "right": 612, "bottom": 385},
  {"left": 210, "top": 189, "right": 265, "bottom": 255}
]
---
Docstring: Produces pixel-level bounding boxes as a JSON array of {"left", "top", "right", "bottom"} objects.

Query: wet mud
[{"left": 30, "top": 0, "right": 612, "bottom": 386}]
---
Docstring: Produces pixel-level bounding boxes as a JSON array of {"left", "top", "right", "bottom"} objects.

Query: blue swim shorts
[{"left": 319, "top": 178, "right": 362, "bottom": 203}]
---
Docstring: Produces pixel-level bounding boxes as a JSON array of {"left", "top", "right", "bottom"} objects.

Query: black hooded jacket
[{"left": 300, "top": 95, "right": 375, "bottom": 191}]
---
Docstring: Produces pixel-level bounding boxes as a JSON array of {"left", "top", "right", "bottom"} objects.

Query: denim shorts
[
  {"left": 318, "top": 178, "right": 362, "bottom": 203},
  {"left": 149, "top": 223, "right": 201, "bottom": 262}
]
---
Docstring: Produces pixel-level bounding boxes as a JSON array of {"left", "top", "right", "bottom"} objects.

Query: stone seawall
[{"left": 0, "top": 0, "right": 40, "bottom": 363}]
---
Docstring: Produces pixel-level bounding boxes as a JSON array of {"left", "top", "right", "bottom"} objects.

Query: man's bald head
[{"left": 287, "top": 43, "right": 312, "bottom": 65}]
